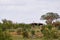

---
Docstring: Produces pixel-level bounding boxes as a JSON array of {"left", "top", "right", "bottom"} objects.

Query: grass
[
  {"left": 11, "top": 34, "right": 60, "bottom": 40},
  {"left": 11, "top": 35, "right": 43, "bottom": 40},
  {"left": 11, "top": 35, "right": 60, "bottom": 40},
  {"left": 6, "top": 26, "right": 60, "bottom": 40}
]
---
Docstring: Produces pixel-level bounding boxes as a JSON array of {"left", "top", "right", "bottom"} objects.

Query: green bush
[
  {"left": 41, "top": 25, "right": 60, "bottom": 39},
  {"left": 17, "top": 28, "right": 22, "bottom": 35},
  {"left": 22, "top": 28, "right": 29, "bottom": 38},
  {"left": 0, "top": 30, "right": 12, "bottom": 40},
  {"left": 0, "top": 23, "right": 12, "bottom": 40},
  {"left": 31, "top": 30, "right": 35, "bottom": 36}
]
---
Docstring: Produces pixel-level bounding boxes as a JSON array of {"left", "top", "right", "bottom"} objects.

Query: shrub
[
  {"left": 31, "top": 30, "right": 35, "bottom": 36},
  {"left": 22, "top": 31, "right": 29, "bottom": 38},
  {"left": 17, "top": 28, "right": 22, "bottom": 35},
  {"left": 0, "top": 30, "right": 12, "bottom": 40},
  {"left": 41, "top": 25, "right": 60, "bottom": 39},
  {"left": 0, "top": 23, "right": 12, "bottom": 40}
]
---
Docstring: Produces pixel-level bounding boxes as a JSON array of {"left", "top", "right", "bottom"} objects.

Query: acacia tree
[
  {"left": 40, "top": 12, "right": 60, "bottom": 24},
  {"left": 40, "top": 12, "right": 60, "bottom": 39}
]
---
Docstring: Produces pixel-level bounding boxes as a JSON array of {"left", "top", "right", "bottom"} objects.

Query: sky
[{"left": 0, "top": 0, "right": 60, "bottom": 24}]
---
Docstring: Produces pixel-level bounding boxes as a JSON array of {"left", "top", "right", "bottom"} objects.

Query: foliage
[
  {"left": 41, "top": 25, "right": 60, "bottom": 39},
  {"left": 41, "top": 12, "right": 60, "bottom": 20},
  {"left": 0, "top": 16, "right": 60, "bottom": 40},
  {"left": 22, "top": 29, "right": 29, "bottom": 38},
  {"left": 41, "top": 12, "right": 60, "bottom": 24},
  {"left": 17, "top": 28, "right": 22, "bottom": 35},
  {"left": 31, "top": 30, "right": 35, "bottom": 36},
  {"left": 0, "top": 23, "right": 12, "bottom": 40}
]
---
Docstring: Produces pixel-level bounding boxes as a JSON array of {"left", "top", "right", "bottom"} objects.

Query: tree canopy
[{"left": 40, "top": 12, "right": 60, "bottom": 24}]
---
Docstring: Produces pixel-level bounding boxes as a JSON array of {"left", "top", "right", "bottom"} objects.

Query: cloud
[{"left": 0, "top": 0, "right": 60, "bottom": 23}]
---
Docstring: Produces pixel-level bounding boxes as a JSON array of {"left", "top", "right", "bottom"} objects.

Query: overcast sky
[{"left": 0, "top": 0, "right": 60, "bottom": 23}]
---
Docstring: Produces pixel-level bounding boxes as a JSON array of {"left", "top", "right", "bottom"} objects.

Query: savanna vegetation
[{"left": 0, "top": 12, "right": 60, "bottom": 40}]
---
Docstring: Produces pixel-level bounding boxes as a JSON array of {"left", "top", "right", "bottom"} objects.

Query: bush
[
  {"left": 22, "top": 28, "right": 29, "bottom": 38},
  {"left": 0, "top": 30, "right": 12, "bottom": 40},
  {"left": 17, "top": 28, "right": 22, "bottom": 35},
  {"left": 0, "top": 23, "right": 12, "bottom": 40},
  {"left": 41, "top": 25, "right": 60, "bottom": 39},
  {"left": 31, "top": 30, "right": 35, "bottom": 36}
]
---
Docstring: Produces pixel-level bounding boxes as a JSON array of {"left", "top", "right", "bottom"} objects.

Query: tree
[
  {"left": 40, "top": 12, "right": 60, "bottom": 24},
  {"left": 2, "top": 19, "right": 13, "bottom": 29}
]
